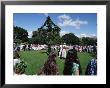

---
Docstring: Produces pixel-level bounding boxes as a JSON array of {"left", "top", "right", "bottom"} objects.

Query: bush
[{"left": 14, "top": 60, "right": 27, "bottom": 74}]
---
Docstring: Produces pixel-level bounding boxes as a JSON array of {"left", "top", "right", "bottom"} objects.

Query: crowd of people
[
  {"left": 37, "top": 46, "right": 97, "bottom": 75},
  {"left": 36, "top": 44, "right": 97, "bottom": 75},
  {"left": 13, "top": 43, "right": 47, "bottom": 51},
  {"left": 14, "top": 43, "right": 97, "bottom": 55},
  {"left": 13, "top": 43, "right": 97, "bottom": 75},
  {"left": 57, "top": 44, "right": 97, "bottom": 60}
]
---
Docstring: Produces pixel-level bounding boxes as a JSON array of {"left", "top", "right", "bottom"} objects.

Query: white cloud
[
  {"left": 58, "top": 14, "right": 88, "bottom": 29},
  {"left": 58, "top": 14, "right": 71, "bottom": 21},
  {"left": 89, "top": 34, "right": 97, "bottom": 38},
  {"left": 28, "top": 31, "right": 33, "bottom": 38},
  {"left": 44, "top": 13, "right": 48, "bottom": 17},
  {"left": 77, "top": 33, "right": 96, "bottom": 38},
  {"left": 75, "top": 34, "right": 80, "bottom": 38},
  {"left": 80, "top": 33, "right": 87, "bottom": 37},
  {"left": 90, "top": 34, "right": 96, "bottom": 37},
  {"left": 60, "top": 30, "right": 69, "bottom": 36}
]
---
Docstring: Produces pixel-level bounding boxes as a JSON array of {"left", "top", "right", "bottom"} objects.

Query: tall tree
[
  {"left": 14, "top": 26, "right": 28, "bottom": 43},
  {"left": 32, "top": 16, "right": 61, "bottom": 45}
]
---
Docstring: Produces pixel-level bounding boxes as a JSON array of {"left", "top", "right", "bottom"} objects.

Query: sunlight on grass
[{"left": 19, "top": 50, "right": 93, "bottom": 75}]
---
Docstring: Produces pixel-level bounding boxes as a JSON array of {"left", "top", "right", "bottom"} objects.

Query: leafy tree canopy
[
  {"left": 14, "top": 26, "right": 28, "bottom": 43},
  {"left": 31, "top": 16, "right": 61, "bottom": 45},
  {"left": 62, "top": 33, "right": 80, "bottom": 45}
]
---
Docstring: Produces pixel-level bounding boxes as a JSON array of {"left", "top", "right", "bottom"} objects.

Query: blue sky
[{"left": 14, "top": 13, "right": 97, "bottom": 38}]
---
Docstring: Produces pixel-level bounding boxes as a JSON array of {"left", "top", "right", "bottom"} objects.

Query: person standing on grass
[
  {"left": 57, "top": 45, "right": 61, "bottom": 56},
  {"left": 58, "top": 44, "right": 63, "bottom": 58},
  {"left": 63, "top": 46, "right": 82, "bottom": 75},
  {"left": 93, "top": 45, "right": 97, "bottom": 54},
  {"left": 85, "top": 57, "right": 97, "bottom": 75},
  {"left": 61, "top": 46, "right": 67, "bottom": 59},
  {"left": 23, "top": 44, "right": 26, "bottom": 51},
  {"left": 28, "top": 44, "right": 31, "bottom": 51},
  {"left": 38, "top": 51, "right": 59, "bottom": 75}
]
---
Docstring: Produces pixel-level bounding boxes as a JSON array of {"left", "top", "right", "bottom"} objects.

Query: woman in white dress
[
  {"left": 61, "top": 46, "right": 67, "bottom": 59},
  {"left": 58, "top": 45, "right": 63, "bottom": 57}
]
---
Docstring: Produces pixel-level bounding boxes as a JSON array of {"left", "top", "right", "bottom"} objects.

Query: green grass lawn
[{"left": 19, "top": 50, "right": 93, "bottom": 75}]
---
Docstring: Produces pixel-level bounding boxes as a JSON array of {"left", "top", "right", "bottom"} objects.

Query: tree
[
  {"left": 14, "top": 26, "right": 28, "bottom": 43},
  {"left": 81, "top": 37, "right": 97, "bottom": 45},
  {"left": 62, "top": 33, "right": 80, "bottom": 45},
  {"left": 32, "top": 16, "right": 61, "bottom": 45},
  {"left": 31, "top": 16, "right": 61, "bottom": 54}
]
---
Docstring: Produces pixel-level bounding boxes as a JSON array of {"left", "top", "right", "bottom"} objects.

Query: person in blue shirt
[{"left": 85, "top": 51, "right": 97, "bottom": 76}]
